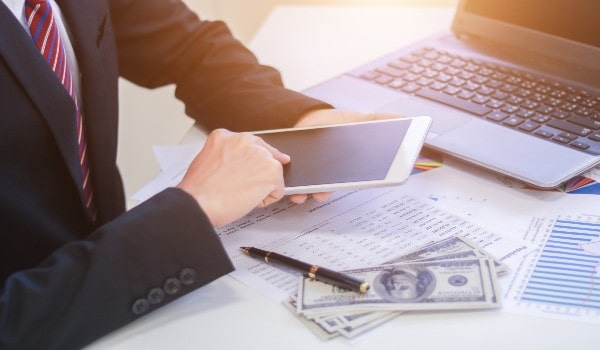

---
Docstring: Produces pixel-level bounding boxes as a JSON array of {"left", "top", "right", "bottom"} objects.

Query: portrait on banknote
[{"left": 372, "top": 265, "right": 436, "bottom": 302}]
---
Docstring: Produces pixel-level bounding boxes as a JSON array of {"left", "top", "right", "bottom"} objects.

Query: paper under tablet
[{"left": 254, "top": 116, "right": 432, "bottom": 195}]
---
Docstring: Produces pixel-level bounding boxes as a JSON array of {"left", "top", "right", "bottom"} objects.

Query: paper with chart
[
  {"left": 503, "top": 214, "right": 600, "bottom": 323},
  {"left": 216, "top": 187, "right": 528, "bottom": 301}
]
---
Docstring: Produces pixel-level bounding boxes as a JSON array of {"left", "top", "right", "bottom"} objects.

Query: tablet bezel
[{"left": 253, "top": 116, "right": 432, "bottom": 195}]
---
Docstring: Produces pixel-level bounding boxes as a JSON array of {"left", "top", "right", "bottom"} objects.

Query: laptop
[{"left": 303, "top": 0, "right": 600, "bottom": 189}]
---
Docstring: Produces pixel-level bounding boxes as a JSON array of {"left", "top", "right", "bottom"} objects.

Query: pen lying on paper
[{"left": 240, "top": 247, "right": 369, "bottom": 293}]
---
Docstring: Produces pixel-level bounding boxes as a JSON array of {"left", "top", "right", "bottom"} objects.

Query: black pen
[{"left": 240, "top": 247, "right": 369, "bottom": 293}]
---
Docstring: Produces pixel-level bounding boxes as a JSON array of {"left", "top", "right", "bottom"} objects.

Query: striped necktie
[{"left": 25, "top": 0, "right": 97, "bottom": 221}]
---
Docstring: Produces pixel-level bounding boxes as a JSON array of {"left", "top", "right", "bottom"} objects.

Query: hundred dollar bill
[
  {"left": 297, "top": 258, "right": 501, "bottom": 316},
  {"left": 386, "top": 236, "right": 509, "bottom": 274},
  {"left": 283, "top": 296, "right": 339, "bottom": 340},
  {"left": 285, "top": 295, "right": 400, "bottom": 339},
  {"left": 313, "top": 310, "right": 397, "bottom": 333},
  {"left": 336, "top": 312, "right": 400, "bottom": 339}
]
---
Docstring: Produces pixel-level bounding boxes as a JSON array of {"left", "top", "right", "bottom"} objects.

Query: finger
[
  {"left": 259, "top": 191, "right": 284, "bottom": 208},
  {"left": 255, "top": 137, "right": 290, "bottom": 164},
  {"left": 289, "top": 194, "right": 308, "bottom": 204},
  {"left": 258, "top": 177, "right": 286, "bottom": 207},
  {"left": 311, "top": 192, "right": 331, "bottom": 202}
]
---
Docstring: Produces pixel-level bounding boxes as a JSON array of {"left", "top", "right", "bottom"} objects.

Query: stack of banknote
[{"left": 284, "top": 236, "right": 507, "bottom": 339}]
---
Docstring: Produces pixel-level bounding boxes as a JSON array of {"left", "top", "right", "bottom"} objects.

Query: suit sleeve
[
  {"left": 108, "top": 0, "right": 331, "bottom": 132},
  {"left": 0, "top": 188, "right": 233, "bottom": 350}
]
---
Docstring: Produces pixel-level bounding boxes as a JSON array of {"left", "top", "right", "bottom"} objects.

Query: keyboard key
[
  {"left": 360, "top": 71, "right": 379, "bottom": 80},
  {"left": 376, "top": 66, "right": 405, "bottom": 77},
  {"left": 501, "top": 104, "right": 520, "bottom": 114},
  {"left": 589, "top": 132, "right": 600, "bottom": 142},
  {"left": 531, "top": 114, "right": 550, "bottom": 123},
  {"left": 415, "top": 88, "right": 492, "bottom": 116},
  {"left": 535, "top": 129, "right": 554, "bottom": 138},
  {"left": 472, "top": 75, "right": 489, "bottom": 85},
  {"left": 429, "top": 81, "right": 446, "bottom": 90},
  {"left": 547, "top": 119, "right": 593, "bottom": 136},
  {"left": 552, "top": 135, "right": 571, "bottom": 144},
  {"left": 529, "top": 93, "right": 547, "bottom": 102},
  {"left": 500, "top": 84, "right": 518, "bottom": 93},
  {"left": 536, "top": 104, "right": 554, "bottom": 114},
  {"left": 476, "top": 86, "right": 495, "bottom": 95},
  {"left": 518, "top": 120, "right": 540, "bottom": 132},
  {"left": 503, "top": 116, "right": 524, "bottom": 127},
  {"left": 471, "top": 95, "right": 490, "bottom": 104},
  {"left": 436, "top": 73, "right": 452, "bottom": 83},
  {"left": 486, "top": 99, "right": 504, "bottom": 109},
  {"left": 409, "top": 66, "right": 425, "bottom": 74},
  {"left": 514, "top": 88, "right": 532, "bottom": 98},
  {"left": 443, "top": 86, "right": 461, "bottom": 95},
  {"left": 567, "top": 115, "right": 600, "bottom": 130},
  {"left": 551, "top": 110, "right": 570, "bottom": 119},
  {"left": 491, "top": 91, "right": 509, "bottom": 100},
  {"left": 506, "top": 96, "right": 524, "bottom": 105},
  {"left": 457, "top": 91, "right": 476, "bottom": 100},
  {"left": 581, "top": 98, "right": 598, "bottom": 108},
  {"left": 400, "top": 56, "right": 419, "bottom": 64},
  {"left": 575, "top": 107, "right": 595, "bottom": 117},
  {"left": 417, "top": 58, "right": 434, "bottom": 68},
  {"left": 402, "top": 83, "right": 421, "bottom": 93},
  {"left": 389, "top": 60, "right": 411, "bottom": 70},
  {"left": 558, "top": 132, "right": 578, "bottom": 141},
  {"left": 486, "top": 111, "right": 508, "bottom": 122},
  {"left": 485, "top": 80, "right": 503, "bottom": 89},
  {"left": 571, "top": 141, "right": 590, "bottom": 150},
  {"left": 375, "top": 75, "right": 393, "bottom": 84},
  {"left": 521, "top": 100, "right": 539, "bottom": 110},
  {"left": 463, "top": 82, "right": 481, "bottom": 91},
  {"left": 516, "top": 109, "right": 536, "bottom": 119},
  {"left": 387, "top": 79, "right": 406, "bottom": 89},
  {"left": 560, "top": 102, "right": 578, "bottom": 112},
  {"left": 544, "top": 97, "right": 562, "bottom": 107},
  {"left": 416, "top": 77, "right": 433, "bottom": 86},
  {"left": 449, "top": 77, "right": 466, "bottom": 87}
]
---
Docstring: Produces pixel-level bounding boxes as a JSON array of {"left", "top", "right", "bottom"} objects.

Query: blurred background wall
[{"left": 182, "top": 0, "right": 456, "bottom": 43}]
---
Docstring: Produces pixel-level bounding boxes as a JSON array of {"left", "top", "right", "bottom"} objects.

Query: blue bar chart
[{"left": 514, "top": 218, "right": 600, "bottom": 321}]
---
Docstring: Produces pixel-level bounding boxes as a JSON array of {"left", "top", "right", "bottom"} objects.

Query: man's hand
[{"left": 177, "top": 129, "right": 289, "bottom": 228}]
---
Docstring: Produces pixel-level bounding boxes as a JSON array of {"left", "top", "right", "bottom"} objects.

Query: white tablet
[{"left": 254, "top": 116, "right": 432, "bottom": 195}]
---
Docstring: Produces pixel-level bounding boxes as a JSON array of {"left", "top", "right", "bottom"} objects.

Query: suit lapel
[
  {"left": 57, "top": 0, "right": 122, "bottom": 221},
  {"left": 0, "top": 3, "right": 84, "bottom": 199}
]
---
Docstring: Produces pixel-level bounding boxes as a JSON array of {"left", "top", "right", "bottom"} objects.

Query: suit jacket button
[
  {"left": 132, "top": 298, "right": 150, "bottom": 315},
  {"left": 179, "top": 268, "right": 198, "bottom": 286},
  {"left": 163, "top": 277, "right": 181, "bottom": 295},
  {"left": 147, "top": 288, "right": 165, "bottom": 304}
]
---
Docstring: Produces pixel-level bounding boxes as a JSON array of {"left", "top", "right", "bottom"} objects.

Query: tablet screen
[{"left": 259, "top": 119, "right": 411, "bottom": 187}]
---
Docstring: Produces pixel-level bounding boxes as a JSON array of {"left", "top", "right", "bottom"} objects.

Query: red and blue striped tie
[{"left": 25, "top": 0, "right": 97, "bottom": 221}]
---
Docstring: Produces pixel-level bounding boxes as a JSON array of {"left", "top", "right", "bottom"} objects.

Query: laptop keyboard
[{"left": 358, "top": 47, "right": 600, "bottom": 156}]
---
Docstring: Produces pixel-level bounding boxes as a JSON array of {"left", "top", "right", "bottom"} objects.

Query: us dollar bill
[
  {"left": 284, "top": 296, "right": 401, "bottom": 340},
  {"left": 296, "top": 258, "right": 501, "bottom": 316},
  {"left": 386, "top": 236, "right": 509, "bottom": 274}
]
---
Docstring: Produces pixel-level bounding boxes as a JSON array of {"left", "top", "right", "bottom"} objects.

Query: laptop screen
[{"left": 464, "top": 0, "right": 600, "bottom": 48}]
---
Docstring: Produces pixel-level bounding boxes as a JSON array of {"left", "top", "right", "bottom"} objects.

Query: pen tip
[{"left": 240, "top": 247, "right": 250, "bottom": 254}]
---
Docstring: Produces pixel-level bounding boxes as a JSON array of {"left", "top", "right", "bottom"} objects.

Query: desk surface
[{"left": 90, "top": 6, "right": 599, "bottom": 349}]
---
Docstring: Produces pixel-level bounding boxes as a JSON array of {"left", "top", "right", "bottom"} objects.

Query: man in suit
[{"left": 0, "top": 0, "right": 389, "bottom": 349}]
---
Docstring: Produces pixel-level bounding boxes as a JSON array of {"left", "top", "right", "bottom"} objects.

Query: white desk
[{"left": 89, "top": 6, "right": 599, "bottom": 349}]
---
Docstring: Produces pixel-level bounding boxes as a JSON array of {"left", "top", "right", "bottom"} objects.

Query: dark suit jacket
[{"left": 0, "top": 1, "right": 329, "bottom": 349}]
